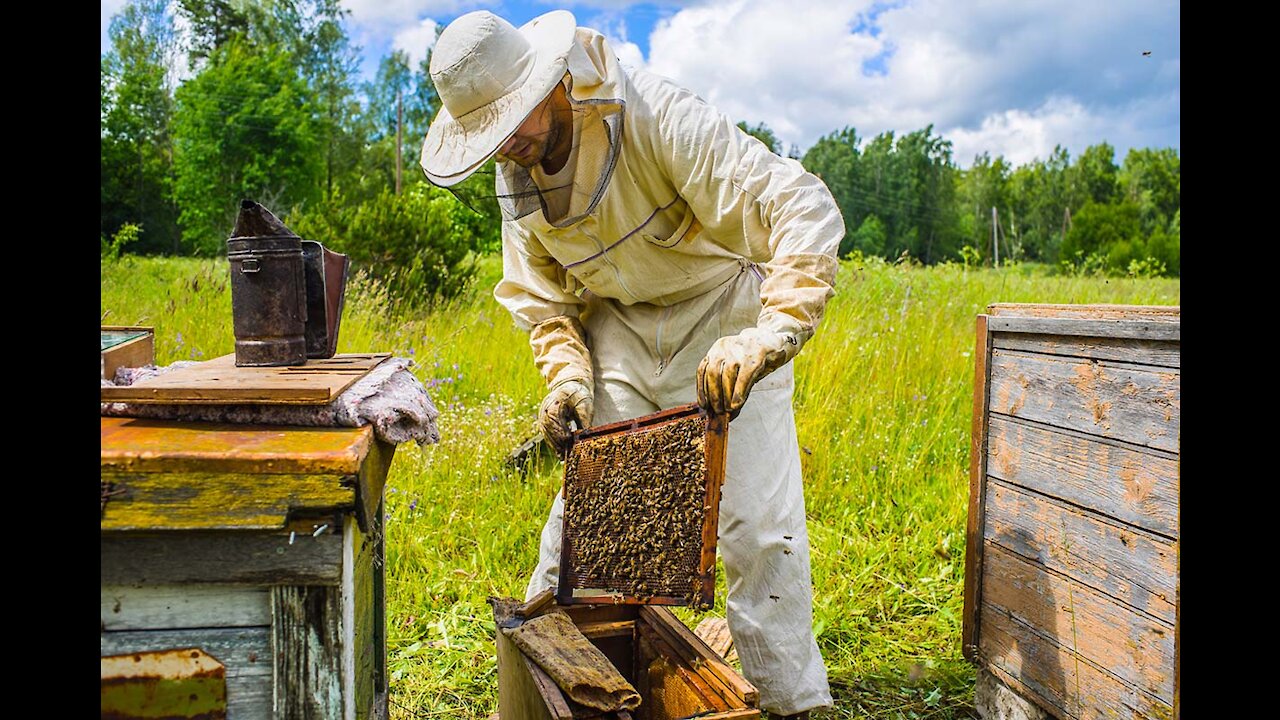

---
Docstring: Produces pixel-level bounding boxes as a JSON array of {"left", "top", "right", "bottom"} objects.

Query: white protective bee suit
[{"left": 490, "top": 28, "right": 843, "bottom": 715}]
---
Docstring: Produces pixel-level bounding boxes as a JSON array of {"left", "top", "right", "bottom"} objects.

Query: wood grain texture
[
  {"left": 102, "top": 532, "right": 343, "bottom": 586},
  {"left": 987, "top": 416, "right": 1178, "bottom": 539},
  {"left": 964, "top": 314, "right": 993, "bottom": 662},
  {"left": 101, "top": 584, "right": 270, "bottom": 632},
  {"left": 993, "top": 333, "right": 1180, "bottom": 369},
  {"left": 987, "top": 317, "right": 1179, "bottom": 341},
  {"left": 102, "top": 330, "right": 155, "bottom": 380},
  {"left": 100, "top": 471, "right": 355, "bottom": 532},
  {"left": 101, "top": 417, "right": 374, "bottom": 476},
  {"left": 986, "top": 304, "right": 1180, "bottom": 321},
  {"left": 988, "top": 350, "right": 1179, "bottom": 452},
  {"left": 634, "top": 624, "right": 719, "bottom": 719},
  {"left": 496, "top": 618, "right": 562, "bottom": 720},
  {"left": 984, "top": 481, "right": 1176, "bottom": 624},
  {"left": 640, "top": 606, "right": 757, "bottom": 707},
  {"left": 99, "top": 352, "right": 391, "bottom": 404},
  {"left": 980, "top": 604, "right": 1174, "bottom": 720},
  {"left": 980, "top": 543, "right": 1174, "bottom": 704},
  {"left": 101, "top": 626, "right": 271, "bottom": 719},
  {"left": 273, "top": 585, "right": 344, "bottom": 720},
  {"left": 699, "top": 412, "right": 729, "bottom": 609}
]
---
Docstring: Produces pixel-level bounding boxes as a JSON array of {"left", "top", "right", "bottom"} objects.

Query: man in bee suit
[{"left": 420, "top": 10, "right": 842, "bottom": 718}]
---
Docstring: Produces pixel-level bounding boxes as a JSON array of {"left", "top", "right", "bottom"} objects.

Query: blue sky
[{"left": 102, "top": 1, "right": 1180, "bottom": 169}]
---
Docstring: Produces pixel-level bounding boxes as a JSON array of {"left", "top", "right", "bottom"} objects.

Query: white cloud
[
  {"left": 342, "top": 1, "right": 481, "bottom": 30},
  {"left": 634, "top": 0, "right": 1178, "bottom": 165},
  {"left": 393, "top": 18, "right": 441, "bottom": 68}
]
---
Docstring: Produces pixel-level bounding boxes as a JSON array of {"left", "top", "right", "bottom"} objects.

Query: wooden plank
[
  {"left": 984, "top": 482, "right": 1176, "bottom": 624},
  {"left": 353, "top": 439, "right": 395, "bottom": 535},
  {"left": 273, "top": 585, "right": 344, "bottom": 719},
  {"left": 102, "top": 532, "right": 343, "bottom": 586},
  {"left": 993, "top": 333, "right": 1180, "bottom": 369},
  {"left": 987, "top": 303, "right": 1180, "bottom": 321},
  {"left": 987, "top": 317, "right": 1179, "bottom": 341},
  {"left": 351, "top": 512, "right": 387, "bottom": 720},
  {"left": 100, "top": 471, "right": 355, "bottom": 532},
  {"left": 987, "top": 416, "right": 1178, "bottom": 539},
  {"left": 634, "top": 623, "right": 721, "bottom": 718},
  {"left": 640, "top": 606, "right": 757, "bottom": 706},
  {"left": 699, "top": 412, "right": 729, "bottom": 609},
  {"left": 980, "top": 604, "right": 1174, "bottom": 720},
  {"left": 988, "top": 349, "right": 1179, "bottom": 452},
  {"left": 100, "top": 352, "right": 392, "bottom": 405},
  {"left": 577, "top": 620, "right": 636, "bottom": 639},
  {"left": 102, "top": 329, "right": 155, "bottom": 380},
  {"left": 981, "top": 543, "right": 1174, "bottom": 704},
  {"left": 101, "top": 417, "right": 374, "bottom": 475},
  {"left": 101, "top": 626, "right": 271, "bottom": 719},
  {"left": 101, "top": 584, "right": 270, "bottom": 632},
  {"left": 963, "top": 313, "right": 993, "bottom": 662},
  {"left": 496, "top": 618, "right": 562, "bottom": 720}
]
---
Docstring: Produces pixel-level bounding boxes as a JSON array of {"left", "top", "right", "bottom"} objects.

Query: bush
[{"left": 288, "top": 181, "right": 499, "bottom": 306}]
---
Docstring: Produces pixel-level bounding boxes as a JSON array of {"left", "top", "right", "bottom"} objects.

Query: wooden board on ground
[{"left": 100, "top": 352, "right": 391, "bottom": 405}]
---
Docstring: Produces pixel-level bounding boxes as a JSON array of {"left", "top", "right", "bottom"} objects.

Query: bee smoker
[{"left": 226, "top": 199, "right": 350, "bottom": 367}]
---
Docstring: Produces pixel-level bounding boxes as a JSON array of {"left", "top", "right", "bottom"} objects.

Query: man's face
[{"left": 497, "top": 93, "right": 559, "bottom": 168}]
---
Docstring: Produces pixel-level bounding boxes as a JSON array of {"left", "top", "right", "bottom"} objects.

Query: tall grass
[{"left": 101, "top": 254, "right": 1178, "bottom": 719}]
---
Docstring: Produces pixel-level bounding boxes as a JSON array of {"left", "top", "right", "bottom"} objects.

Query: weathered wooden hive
[
  {"left": 964, "top": 303, "right": 1179, "bottom": 720},
  {"left": 100, "top": 417, "right": 395, "bottom": 719}
]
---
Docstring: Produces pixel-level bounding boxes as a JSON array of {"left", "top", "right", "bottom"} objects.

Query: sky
[{"left": 101, "top": 0, "right": 1180, "bottom": 169}]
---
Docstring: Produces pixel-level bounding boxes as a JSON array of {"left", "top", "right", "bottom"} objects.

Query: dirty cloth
[
  {"left": 502, "top": 25, "right": 839, "bottom": 717},
  {"left": 503, "top": 611, "right": 640, "bottom": 712},
  {"left": 101, "top": 357, "right": 440, "bottom": 447}
]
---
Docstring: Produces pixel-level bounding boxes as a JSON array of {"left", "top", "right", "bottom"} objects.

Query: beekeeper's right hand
[{"left": 540, "top": 379, "right": 594, "bottom": 458}]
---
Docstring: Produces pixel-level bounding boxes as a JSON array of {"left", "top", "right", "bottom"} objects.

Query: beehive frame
[{"left": 558, "top": 403, "right": 729, "bottom": 608}]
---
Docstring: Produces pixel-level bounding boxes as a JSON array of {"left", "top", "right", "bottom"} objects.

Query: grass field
[{"left": 101, "top": 254, "right": 1179, "bottom": 719}]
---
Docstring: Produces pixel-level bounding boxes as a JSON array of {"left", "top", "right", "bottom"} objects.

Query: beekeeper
[{"left": 420, "top": 10, "right": 842, "bottom": 719}]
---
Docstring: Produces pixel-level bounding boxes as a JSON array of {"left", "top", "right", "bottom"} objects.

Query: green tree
[
  {"left": 1074, "top": 142, "right": 1119, "bottom": 206},
  {"left": 172, "top": 37, "right": 323, "bottom": 253},
  {"left": 1059, "top": 200, "right": 1141, "bottom": 267},
  {"left": 736, "top": 121, "right": 780, "bottom": 154},
  {"left": 1119, "top": 147, "right": 1180, "bottom": 234},
  {"left": 958, "top": 152, "right": 1011, "bottom": 264},
  {"left": 801, "top": 127, "right": 862, "bottom": 257},
  {"left": 852, "top": 214, "right": 887, "bottom": 257},
  {"left": 100, "top": 0, "right": 180, "bottom": 254}
]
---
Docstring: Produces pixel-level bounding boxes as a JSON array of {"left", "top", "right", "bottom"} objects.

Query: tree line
[{"left": 102, "top": 0, "right": 1179, "bottom": 304}]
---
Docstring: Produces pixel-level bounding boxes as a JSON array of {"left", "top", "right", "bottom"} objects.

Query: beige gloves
[
  {"left": 698, "top": 253, "right": 838, "bottom": 418},
  {"left": 529, "top": 316, "right": 594, "bottom": 456}
]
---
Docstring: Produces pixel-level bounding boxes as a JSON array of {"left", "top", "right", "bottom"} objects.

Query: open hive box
[
  {"left": 559, "top": 404, "right": 728, "bottom": 609},
  {"left": 494, "top": 593, "right": 759, "bottom": 720}
]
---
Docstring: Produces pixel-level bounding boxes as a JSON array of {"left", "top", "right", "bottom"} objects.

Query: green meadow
[{"left": 101, "top": 254, "right": 1178, "bottom": 719}]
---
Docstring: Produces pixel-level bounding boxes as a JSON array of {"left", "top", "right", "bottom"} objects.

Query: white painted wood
[
  {"left": 343, "top": 514, "right": 356, "bottom": 720},
  {"left": 101, "top": 584, "right": 271, "bottom": 632}
]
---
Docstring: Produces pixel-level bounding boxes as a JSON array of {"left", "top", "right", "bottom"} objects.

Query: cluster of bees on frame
[{"left": 565, "top": 414, "right": 709, "bottom": 607}]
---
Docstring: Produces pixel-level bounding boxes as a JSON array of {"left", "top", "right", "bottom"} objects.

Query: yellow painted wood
[
  {"left": 101, "top": 471, "right": 355, "bottom": 531},
  {"left": 101, "top": 417, "right": 373, "bottom": 475}
]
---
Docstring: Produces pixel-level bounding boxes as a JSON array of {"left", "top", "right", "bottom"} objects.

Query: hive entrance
[{"left": 559, "top": 404, "right": 727, "bottom": 609}]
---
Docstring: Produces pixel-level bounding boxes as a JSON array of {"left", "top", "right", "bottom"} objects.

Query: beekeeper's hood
[{"left": 420, "top": 10, "right": 626, "bottom": 227}]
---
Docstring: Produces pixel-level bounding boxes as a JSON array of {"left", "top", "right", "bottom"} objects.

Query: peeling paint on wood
[
  {"left": 273, "top": 586, "right": 344, "bottom": 719},
  {"left": 102, "top": 532, "right": 343, "bottom": 586},
  {"left": 101, "top": 417, "right": 374, "bottom": 475},
  {"left": 987, "top": 416, "right": 1178, "bottom": 538},
  {"left": 100, "top": 471, "right": 355, "bottom": 531},
  {"left": 101, "top": 585, "right": 271, "bottom": 632},
  {"left": 981, "top": 604, "right": 1174, "bottom": 720},
  {"left": 981, "top": 543, "right": 1174, "bottom": 704},
  {"left": 984, "top": 481, "right": 1176, "bottom": 624},
  {"left": 994, "top": 333, "right": 1179, "bottom": 369},
  {"left": 989, "top": 350, "right": 1179, "bottom": 452},
  {"left": 101, "top": 627, "right": 271, "bottom": 718},
  {"left": 101, "top": 648, "right": 226, "bottom": 719}
]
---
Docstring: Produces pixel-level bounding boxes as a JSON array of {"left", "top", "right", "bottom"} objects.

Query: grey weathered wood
[
  {"left": 351, "top": 507, "right": 385, "bottom": 720},
  {"left": 988, "top": 415, "right": 1178, "bottom": 539},
  {"left": 987, "top": 316, "right": 1179, "bottom": 341},
  {"left": 989, "top": 349, "right": 1180, "bottom": 452},
  {"left": 993, "top": 333, "right": 1180, "bottom": 369},
  {"left": 273, "top": 585, "right": 344, "bottom": 720},
  {"left": 987, "top": 303, "right": 1179, "bottom": 321},
  {"left": 981, "top": 543, "right": 1175, "bottom": 704},
  {"left": 984, "top": 480, "right": 1176, "bottom": 624},
  {"left": 101, "top": 626, "right": 271, "bottom": 719},
  {"left": 101, "top": 584, "right": 271, "bottom": 632},
  {"left": 964, "top": 313, "right": 994, "bottom": 662},
  {"left": 102, "top": 532, "right": 343, "bottom": 586},
  {"left": 980, "top": 603, "right": 1174, "bottom": 720}
]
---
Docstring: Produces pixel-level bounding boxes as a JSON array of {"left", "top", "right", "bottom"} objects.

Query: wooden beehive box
[
  {"left": 963, "top": 303, "right": 1179, "bottom": 720},
  {"left": 100, "top": 417, "right": 395, "bottom": 719},
  {"left": 559, "top": 404, "right": 728, "bottom": 609},
  {"left": 495, "top": 598, "right": 758, "bottom": 720}
]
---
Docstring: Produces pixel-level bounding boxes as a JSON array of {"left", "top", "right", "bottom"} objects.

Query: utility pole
[
  {"left": 396, "top": 88, "right": 403, "bottom": 196},
  {"left": 992, "top": 206, "right": 999, "bottom": 267}
]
